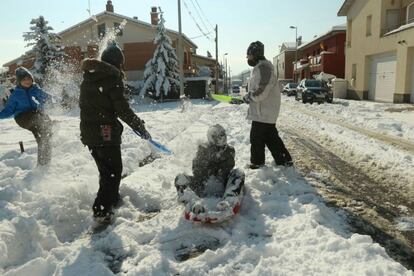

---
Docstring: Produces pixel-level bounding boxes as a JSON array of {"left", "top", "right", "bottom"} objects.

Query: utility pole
[
  {"left": 215, "top": 25, "right": 219, "bottom": 94},
  {"left": 178, "top": 0, "right": 185, "bottom": 96},
  {"left": 222, "top": 53, "right": 228, "bottom": 94},
  {"left": 229, "top": 67, "right": 231, "bottom": 91},
  {"left": 290, "top": 26, "right": 298, "bottom": 82}
]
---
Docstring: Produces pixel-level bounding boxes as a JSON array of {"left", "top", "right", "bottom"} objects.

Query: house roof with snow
[
  {"left": 337, "top": 0, "right": 355, "bottom": 16},
  {"left": 298, "top": 24, "right": 346, "bottom": 50},
  {"left": 281, "top": 42, "right": 297, "bottom": 51},
  {"left": 192, "top": 54, "right": 216, "bottom": 62},
  {"left": 3, "top": 7, "right": 198, "bottom": 67},
  {"left": 58, "top": 11, "right": 197, "bottom": 49}
]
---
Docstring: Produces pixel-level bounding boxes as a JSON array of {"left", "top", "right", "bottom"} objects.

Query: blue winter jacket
[{"left": 0, "top": 84, "right": 50, "bottom": 119}]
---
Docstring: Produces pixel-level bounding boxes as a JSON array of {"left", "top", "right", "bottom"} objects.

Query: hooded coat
[
  {"left": 0, "top": 84, "right": 49, "bottom": 119},
  {"left": 246, "top": 59, "right": 281, "bottom": 124},
  {"left": 192, "top": 143, "right": 235, "bottom": 187},
  {"left": 79, "top": 59, "right": 145, "bottom": 146}
]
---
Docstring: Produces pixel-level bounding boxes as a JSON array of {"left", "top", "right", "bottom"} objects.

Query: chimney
[
  {"left": 151, "top": 7, "right": 159, "bottom": 25},
  {"left": 106, "top": 0, "right": 114, "bottom": 12}
]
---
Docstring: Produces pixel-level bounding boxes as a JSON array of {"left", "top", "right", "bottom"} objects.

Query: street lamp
[
  {"left": 290, "top": 25, "right": 298, "bottom": 82},
  {"left": 223, "top": 53, "right": 228, "bottom": 93}
]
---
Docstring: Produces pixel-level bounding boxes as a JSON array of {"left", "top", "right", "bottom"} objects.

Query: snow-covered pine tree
[
  {"left": 141, "top": 8, "right": 180, "bottom": 101},
  {"left": 23, "top": 16, "right": 64, "bottom": 85}
]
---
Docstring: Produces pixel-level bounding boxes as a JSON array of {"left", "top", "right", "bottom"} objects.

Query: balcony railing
[
  {"left": 381, "top": 17, "right": 414, "bottom": 36},
  {"left": 293, "top": 60, "right": 309, "bottom": 70},
  {"left": 309, "top": 56, "right": 322, "bottom": 66}
]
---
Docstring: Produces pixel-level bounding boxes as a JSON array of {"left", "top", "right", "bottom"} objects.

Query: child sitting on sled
[{"left": 174, "top": 124, "right": 245, "bottom": 214}]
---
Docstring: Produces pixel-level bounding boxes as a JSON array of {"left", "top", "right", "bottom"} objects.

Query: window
[
  {"left": 386, "top": 9, "right": 400, "bottom": 32},
  {"left": 97, "top": 23, "right": 106, "bottom": 38},
  {"left": 347, "top": 19, "right": 352, "bottom": 47},
  {"left": 366, "top": 15, "right": 372, "bottom": 36},
  {"left": 114, "top": 22, "right": 123, "bottom": 36},
  {"left": 408, "top": 2, "right": 414, "bottom": 24},
  {"left": 304, "top": 80, "right": 323, "bottom": 88}
]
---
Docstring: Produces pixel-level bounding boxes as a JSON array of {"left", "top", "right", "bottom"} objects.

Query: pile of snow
[{"left": 0, "top": 99, "right": 412, "bottom": 275}]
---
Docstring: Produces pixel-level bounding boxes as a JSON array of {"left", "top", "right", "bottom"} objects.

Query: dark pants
[
  {"left": 88, "top": 145, "right": 122, "bottom": 209},
  {"left": 15, "top": 110, "right": 52, "bottom": 166},
  {"left": 250, "top": 121, "right": 292, "bottom": 166}
]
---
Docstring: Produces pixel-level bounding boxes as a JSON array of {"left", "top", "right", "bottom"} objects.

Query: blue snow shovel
[{"left": 134, "top": 130, "right": 172, "bottom": 155}]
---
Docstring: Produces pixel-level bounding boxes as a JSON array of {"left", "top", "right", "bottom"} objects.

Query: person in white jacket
[{"left": 243, "top": 41, "right": 293, "bottom": 169}]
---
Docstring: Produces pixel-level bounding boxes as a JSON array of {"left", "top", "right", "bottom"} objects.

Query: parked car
[
  {"left": 232, "top": 85, "right": 240, "bottom": 94},
  {"left": 295, "top": 79, "right": 333, "bottom": 104},
  {"left": 282, "top": 83, "right": 298, "bottom": 96}
]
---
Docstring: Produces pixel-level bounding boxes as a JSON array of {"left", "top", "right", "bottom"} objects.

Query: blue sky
[{"left": 0, "top": 0, "right": 346, "bottom": 75}]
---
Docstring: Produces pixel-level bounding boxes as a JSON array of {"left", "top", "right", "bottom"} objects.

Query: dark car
[
  {"left": 282, "top": 83, "right": 298, "bottom": 96},
  {"left": 232, "top": 85, "right": 240, "bottom": 94},
  {"left": 295, "top": 79, "right": 333, "bottom": 104}
]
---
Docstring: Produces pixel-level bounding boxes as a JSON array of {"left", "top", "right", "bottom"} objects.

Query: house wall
[
  {"left": 5, "top": 14, "right": 198, "bottom": 81},
  {"left": 275, "top": 51, "right": 295, "bottom": 80},
  {"left": 344, "top": 0, "right": 414, "bottom": 102},
  {"left": 295, "top": 32, "right": 346, "bottom": 81}
]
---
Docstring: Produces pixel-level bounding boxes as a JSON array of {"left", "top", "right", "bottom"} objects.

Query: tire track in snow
[
  {"left": 284, "top": 102, "right": 414, "bottom": 153},
  {"left": 282, "top": 126, "right": 414, "bottom": 270}
]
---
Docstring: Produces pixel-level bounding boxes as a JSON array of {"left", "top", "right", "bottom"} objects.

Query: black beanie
[
  {"left": 247, "top": 41, "right": 265, "bottom": 58},
  {"left": 101, "top": 41, "right": 125, "bottom": 68},
  {"left": 15, "top": 67, "right": 34, "bottom": 85}
]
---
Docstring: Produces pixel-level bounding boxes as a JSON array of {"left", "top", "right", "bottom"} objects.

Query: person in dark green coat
[{"left": 79, "top": 41, "right": 151, "bottom": 222}]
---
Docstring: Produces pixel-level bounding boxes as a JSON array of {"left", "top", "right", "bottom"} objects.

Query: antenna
[{"left": 87, "top": 0, "right": 91, "bottom": 16}]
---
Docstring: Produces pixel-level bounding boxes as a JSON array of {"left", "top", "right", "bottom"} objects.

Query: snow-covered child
[
  {"left": 0, "top": 67, "right": 52, "bottom": 165},
  {"left": 175, "top": 124, "right": 245, "bottom": 214}
]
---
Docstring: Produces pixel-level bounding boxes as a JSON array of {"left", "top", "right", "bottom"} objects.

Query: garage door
[{"left": 369, "top": 54, "right": 396, "bottom": 102}]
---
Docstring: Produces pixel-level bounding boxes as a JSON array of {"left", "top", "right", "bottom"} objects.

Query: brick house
[
  {"left": 293, "top": 25, "right": 346, "bottom": 82},
  {"left": 3, "top": 1, "right": 213, "bottom": 81},
  {"left": 273, "top": 42, "right": 297, "bottom": 82}
]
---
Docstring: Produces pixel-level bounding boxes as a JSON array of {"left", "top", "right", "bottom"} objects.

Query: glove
[
  {"left": 243, "top": 92, "right": 252, "bottom": 104},
  {"left": 139, "top": 128, "right": 151, "bottom": 140},
  {"left": 136, "top": 119, "right": 152, "bottom": 140}
]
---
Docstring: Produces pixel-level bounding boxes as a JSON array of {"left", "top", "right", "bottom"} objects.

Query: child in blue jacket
[{"left": 0, "top": 67, "right": 52, "bottom": 165}]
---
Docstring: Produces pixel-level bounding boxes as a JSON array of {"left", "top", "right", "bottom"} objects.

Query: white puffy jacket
[{"left": 246, "top": 59, "right": 281, "bottom": 124}]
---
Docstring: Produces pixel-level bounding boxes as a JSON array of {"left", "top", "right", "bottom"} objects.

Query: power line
[
  {"left": 189, "top": 0, "right": 212, "bottom": 33},
  {"left": 190, "top": 31, "right": 213, "bottom": 39},
  {"left": 183, "top": 0, "right": 214, "bottom": 42},
  {"left": 183, "top": 0, "right": 211, "bottom": 40},
  {"left": 193, "top": 0, "right": 215, "bottom": 31}
]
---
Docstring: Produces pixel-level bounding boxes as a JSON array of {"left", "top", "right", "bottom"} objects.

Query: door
[{"left": 369, "top": 54, "right": 396, "bottom": 102}]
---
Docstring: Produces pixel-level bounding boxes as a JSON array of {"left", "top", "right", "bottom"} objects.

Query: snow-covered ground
[
  {"left": 281, "top": 96, "right": 414, "bottom": 198},
  {"left": 0, "top": 98, "right": 413, "bottom": 275},
  {"left": 284, "top": 97, "right": 414, "bottom": 140}
]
